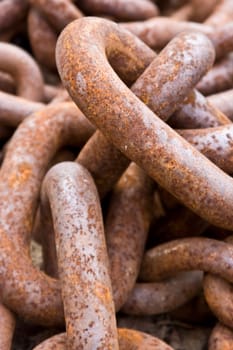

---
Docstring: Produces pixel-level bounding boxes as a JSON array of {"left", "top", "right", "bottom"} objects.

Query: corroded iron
[
  {"left": 30, "top": 0, "right": 83, "bottom": 32},
  {"left": 121, "top": 17, "right": 213, "bottom": 50},
  {"left": 1, "top": 1, "right": 233, "bottom": 347},
  {"left": 56, "top": 17, "right": 233, "bottom": 230},
  {"left": 191, "top": 0, "right": 219, "bottom": 22},
  {"left": 79, "top": 0, "right": 159, "bottom": 21},
  {"left": 0, "top": 91, "right": 44, "bottom": 127},
  {"left": 0, "top": 303, "right": 15, "bottom": 350},
  {"left": 204, "top": 275, "right": 233, "bottom": 330},
  {"left": 75, "top": 23, "right": 220, "bottom": 198},
  {"left": 197, "top": 53, "right": 233, "bottom": 95},
  {"left": 0, "top": 103, "right": 94, "bottom": 325},
  {"left": 178, "top": 125, "right": 233, "bottom": 173},
  {"left": 208, "top": 22, "right": 233, "bottom": 60},
  {"left": 130, "top": 31, "right": 215, "bottom": 121},
  {"left": 105, "top": 163, "right": 154, "bottom": 310},
  {"left": 77, "top": 132, "right": 130, "bottom": 198},
  {"left": 208, "top": 89, "right": 233, "bottom": 120},
  {"left": 205, "top": 0, "right": 233, "bottom": 27},
  {"left": 140, "top": 237, "right": 233, "bottom": 283},
  {"left": 0, "top": 42, "right": 44, "bottom": 101},
  {"left": 32, "top": 329, "right": 174, "bottom": 349},
  {"left": 0, "top": 0, "right": 28, "bottom": 32},
  {"left": 28, "top": 7, "right": 57, "bottom": 70},
  {"left": 209, "top": 323, "right": 233, "bottom": 349},
  {"left": 170, "top": 89, "right": 231, "bottom": 128},
  {"left": 41, "top": 162, "right": 118, "bottom": 349},
  {"left": 122, "top": 271, "right": 203, "bottom": 316}
]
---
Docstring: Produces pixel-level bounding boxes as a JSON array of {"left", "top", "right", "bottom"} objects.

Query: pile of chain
[{"left": 0, "top": 0, "right": 233, "bottom": 349}]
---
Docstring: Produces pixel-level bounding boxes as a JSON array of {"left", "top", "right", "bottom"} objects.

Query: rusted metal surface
[
  {"left": 140, "top": 237, "right": 233, "bottom": 283},
  {"left": 208, "top": 22, "right": 233, "bottom": 60},
  {"left": 28, "top": 0, "right": 83, "bottom": 70},
  {"left": 117, "top": 328, "right": 174, "bottom": 350},
  {"left": 33, "top": 333, "right": 66, "bottom": 349},
  {"left": 0, "top": 1, "right": 233, "bottom": 347},
  {"left": 170, "top": 3, "right": 193, "bottom": 21},
  {"left": 122, "top": 271, "right": 203, "bottom": 316},
  {"left": 204, "top": 275, "right": 233, "bottom": 330},
  {"left": 121, "top": 17, "right": 213, "bottom": 50},
  {"left": 76, "top": 26, "right": 219, "bottom": 198},
  {"left": 0, "top": 42, "right": 44, "bottom": 101},
  {"left": 0, "top": 91, "right": 44, "bottom": 127},
  {"left": 30, "top": 0, "right": 83, "bottom": 32},
  {"left": 204, "top": 234, "right": 233, "bottom": 330},
  {"left": 0, "top": 303, "right": 15, "bottom": 350},
  {"left": 209, "top": 323, "right": 233, "bottom": 350},
  {"left": 197, "top": 53, "right": 233, "bottom": 96},
  {"left": 0, "top": 71, "right": 58, "bottom": 103},
  {"left": 131, "top": 31, "right": 215, "bottom": 121},
  {"left": 0, "top": 0, "right": 28, "bottom": 32},
  {"left": 205, "top": 0, "right": 233, "bottom": 27},
  {"left": 122, "top": 17, "right": 232, "bottom": 62},
  {"left": 49, "top": 88, "right": 70, "bottom": 104},
  {"left": 76, "top": 20, "right": 156, "bottom": 197},
  {"left": 0, "top": 72, "right": 15, "bottom": 95},
  {"left": 33, "top": 329, "right": 174, "bottom": 349},
  {"left": 105, "top": 163, "right": 154, "bottom": 310},
  {"left": 79, "top": 0, "right": 159, "bottom": 21},
  {"left": 170, "top": 89, "right": 231, "bottom": 129},
  {"left": 56, "top": 17, "right": 233, "bottom": 230},
  {"left": 33, "top": 148, "right": 75, "bottom": 277},
  {"left": 76, "top": 26, "right": 226, "bottom": 195},
  {"left": 208, "top": 89, "right": 233, "bottom": 120},
  {"left": 0, "top": 103, "right": 94, "bottom": 325},
  {"left": 0, "top": 88, "right": 63, "bottom": 128},
  {"left": 41, "top": 162, "right": 118, "bottom": 349},
  {"left": 178, "top": 125, "right": 233, "bottom": 173},
  {"left": 77, "top": 131, "right": 129, "bottom": 198},
  {"left": 28, "top": 8, "right": 57, "bottom": 70},
  {"left": 191, "top": 0, "right": 220, "bottom": 22}
]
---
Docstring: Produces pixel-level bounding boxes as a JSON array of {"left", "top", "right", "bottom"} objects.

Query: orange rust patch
[
  {"left": 8, "top": 163, "right": 32, "bottom": 188},
  {"left": 24, "top": 217, "right": 33, "bottom": 233},
  {"left": 67, "top": 273, "right": 80, "bottom": 285},
  {"left": 141, "top": 93, "right": 149, "bottom": 106},
  {"left": 67, "top": 322, "right": 74, "bottom": 336},
  {"left": 94, "top": 282, "right": 112, "bottom": 305},
  {"left": 183, "top": 90, "right": 196, "bottom": 106},
  {"left": 118, "top": 328, "right": 143, "bottom": 344}
]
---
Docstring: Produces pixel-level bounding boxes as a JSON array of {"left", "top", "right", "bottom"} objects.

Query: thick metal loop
[
  {"left": 41, "top": 162, "right": 118, "bottom": 349},
  {"left": 56, "top": 17, "right": 233, "bottom": 230},
  {"left": 140, "top": 237, "right": 233, "bottom": 283},
  {"left": 0, "top": 103, "right": 94, "bottom": 325},
  {"left": 79, "top": 0, "right": 159, "bottom": 21},
  {"left": 32, "top": 329, "right": 174, "bottom": 349},
  {"left": 209, "top": 323, "right": 233, "bottom": 349},
  {"left": 0, "top": 0, "right": 28, "bottom": 32},
  {"left": 0, "top": 43, "right": 44, "bottom": 101}
]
